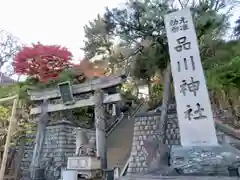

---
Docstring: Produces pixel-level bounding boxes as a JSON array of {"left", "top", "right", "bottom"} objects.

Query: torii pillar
[
  {"left": 30, "top": 99, "right": 49, "bottom": 179},
  {"left": 94, "top": 89, "right": 107, "bottom": 170}
]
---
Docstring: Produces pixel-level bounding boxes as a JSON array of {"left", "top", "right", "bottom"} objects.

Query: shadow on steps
[{"left": 107, "top": 116, "right": 135, "bottom": 170}]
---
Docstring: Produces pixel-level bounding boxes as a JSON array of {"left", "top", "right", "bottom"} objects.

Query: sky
[
  {"left": 0, "top": 0, "right": 240, "bottom": 72},
  {"left": 0, "top": 0, "right": 123, "bottom": 62}
]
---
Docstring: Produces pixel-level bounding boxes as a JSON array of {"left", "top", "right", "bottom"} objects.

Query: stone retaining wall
[
  {"left": 127, "top": 104, "right": 226, "bottom": 174},
  {"left": 20, "top": 120, "right": 95, "bottom": 178},
  {"left": 127, "top": 112, "right": 179, "bottom": 174},
  {"left": 40, "top": 121, "right": 76, "bottom": 167}
]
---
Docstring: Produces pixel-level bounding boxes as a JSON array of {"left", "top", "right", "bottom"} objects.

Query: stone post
[
  {"left": 112, "top": 104, "right": 116, "bottom": 116},
  {"left": 30, "top": 99, "right": 48, "bottom": 179},
  {"left": 75, "top": 128, "right": 88, "bottom": 155},
  {"left": 94, "top": 89, "right": 107, "bottom": 169}
]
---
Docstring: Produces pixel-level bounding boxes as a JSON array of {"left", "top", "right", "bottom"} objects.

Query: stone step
[
  {"left": 107, "top": 147, "right": 130, "bottom": 167},
  {"left": 107, "top": 116, "right": 134, "bottom": 169}
]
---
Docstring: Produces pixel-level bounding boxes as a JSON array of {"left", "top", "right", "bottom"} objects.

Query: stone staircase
[
  {"left": 107, "top": 115, "right": 135, "bottom": 169},
  {"left": 106, "top": 101, "right": 146, "bottom": 171}
]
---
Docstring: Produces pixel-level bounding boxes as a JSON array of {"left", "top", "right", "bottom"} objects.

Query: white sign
[
  {"left": 62, "top": 170, "right": 78, "bottom": 180},
  {"left": 164, "top": 8, "right": 218, "bottom": 147},
  {"left": 67, "top": 156, "right": 101, "bottom": 170}
]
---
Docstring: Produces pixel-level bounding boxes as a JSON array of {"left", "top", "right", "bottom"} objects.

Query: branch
[{"left": 177, "top": 0, "right": 184, "bottom": 8}]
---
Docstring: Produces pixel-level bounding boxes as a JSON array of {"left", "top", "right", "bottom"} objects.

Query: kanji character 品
[{"left": 175, "top": 36, "right": 191, "bottom": 52}]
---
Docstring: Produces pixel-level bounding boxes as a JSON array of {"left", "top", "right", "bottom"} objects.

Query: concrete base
[
  {"left": 170, "top": 144, "right": 240, "bottom": 176},
  {"left": 61, "top": 169, "right": 102, "bottom": 180},
  {"left": 119, "top": 174, "right": 239, "bottom": 180}
]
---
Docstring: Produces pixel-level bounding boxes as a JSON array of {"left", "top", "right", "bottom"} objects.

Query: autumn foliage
[
  {"left": 13, "top": 43, "right": 72, "bottom": 82},
  {"left": 73, "top": 58, "right": 105, "bottom": 78}
]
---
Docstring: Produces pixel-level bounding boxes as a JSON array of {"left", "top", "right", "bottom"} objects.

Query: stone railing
[
  {"left": 120, "top": 149, "right": 131, "bottom": 176},
  {"left": 117, "top": 100, "right": 147, "bottom": 177},
  {"left": 214, "top": 119, "right": 240, "bottom": 140},
  {"left": 120, "top": 152, "right": 131, "bottom": 177},
  {"left": 106, "top": 113, "right": 124, "bottom": 136},
  {"left": 106, "top": 101, "right": 145, "bottom": 137},
  {"left": 131, "top": 100, "right": 147, "bottom": 116}
]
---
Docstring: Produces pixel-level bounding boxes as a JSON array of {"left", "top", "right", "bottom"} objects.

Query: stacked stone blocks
[
  {"left": 128, "top": 113, "right": 162, "bottom": 173},
  {"left": 127, "top": 113, "right": 180, "bottom": 173},
  {"left": 20, "top": 121, "right": 95, "bottom": 178},
  {"left": 127, "top": 103, "right": 226, "bottom": 174}
]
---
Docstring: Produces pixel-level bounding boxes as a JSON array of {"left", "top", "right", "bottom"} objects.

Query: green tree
[
  {"left": 83, "top": 0, "right": 237, "bottom": 103},
  {"left": 206, "top": 52, "right": 240, "bottom": 127},
  {"left": 234, "top": 17, "right": 240, "bottom": 39},
  {"left": 104, "top": 0, "right": 235, "bottom": 76}
]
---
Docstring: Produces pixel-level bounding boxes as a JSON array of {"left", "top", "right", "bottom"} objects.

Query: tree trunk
[
  {"left": 158, "top": 64, "right": 171, "bottom": 144},
  {"left": 146, "top": 64, "right": 177, "bottom": 174},
  {"left": 147, "top": 79, "right": 152, "bottom": 102}
]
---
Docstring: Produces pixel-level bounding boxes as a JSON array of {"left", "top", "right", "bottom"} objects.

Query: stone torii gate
[{"left": 27, "top": 73, "right": 126, "bottom": 179}]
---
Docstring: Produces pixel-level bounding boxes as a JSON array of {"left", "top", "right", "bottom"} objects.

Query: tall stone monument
[
  {"left": 164, "top": 8, "right": 240, "bottom": 176},
  {"left": 164, "top": 8, "right": 217, "bottom": 147}
]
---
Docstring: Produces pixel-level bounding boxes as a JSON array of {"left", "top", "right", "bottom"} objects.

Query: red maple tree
[{"left": 13, "top": 43, "right": 72, "bottom": 82}]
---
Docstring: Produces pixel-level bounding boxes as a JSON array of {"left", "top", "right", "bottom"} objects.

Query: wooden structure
[
  {"left": 0, "top": 95, "right": 23, "bottom": 180},
  {"left": 27, "top": 73, "right": 126, "bottom": 179}
]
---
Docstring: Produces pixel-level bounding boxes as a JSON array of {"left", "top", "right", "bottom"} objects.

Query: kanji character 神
[
  {"left": 187, "top": 77, "right": 200, "bottom": 96},
  {"left": 180, "top": 80, "right": 188, "bottom": 96}
]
